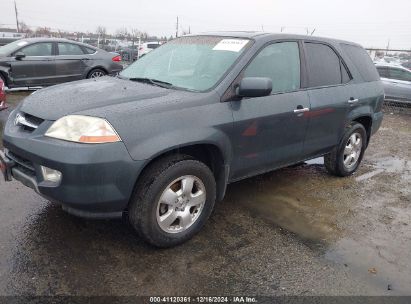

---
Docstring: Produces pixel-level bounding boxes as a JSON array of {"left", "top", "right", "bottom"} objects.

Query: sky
[{"left": 1, "top": 0, "right": 411, "bottom": 49}]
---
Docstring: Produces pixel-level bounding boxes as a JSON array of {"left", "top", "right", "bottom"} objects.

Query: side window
[
  {"left": 58, "top": 43, "right": 85, "bottom": 55},
  {"left": 20, "top": 43, "right": 53, "bottom": 56},
  {"left": 340, "top": 44, "right": 380, "bottom": 82},
  {"left": 244, "top": 42, "right": 300, "bottom": 94},
  {"left": 305, "top": 42, "right": 347, "bottom": 87},
  {"left": 389, "top": 68, "right": 411, "bottom": 81},
  {"left": 376, "top": 67, "right": 389, "bottom": 78},
  {"left": 84, "top": 47, "right": 96, "bottom": 54}
]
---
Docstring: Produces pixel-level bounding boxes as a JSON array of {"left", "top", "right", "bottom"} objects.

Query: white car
[
  {"left": 138, "top": 42, "right": 161, "bottom": 58},
  {"left": 375, "top": 63, "right": 411, "bottom": 103}
]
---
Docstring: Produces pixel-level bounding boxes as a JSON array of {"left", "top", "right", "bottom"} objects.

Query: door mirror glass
[
  {"left": 237, "top": 77, "right": 272, "bottom": 97},
  {"left": 15, "top": 52, "right": 26, "bottom": 60}
]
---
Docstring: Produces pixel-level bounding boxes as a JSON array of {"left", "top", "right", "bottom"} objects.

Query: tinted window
[
  {"left": 244, "top": 42, "right": 300, "bottom": 93},
  {"left": 341, "top": 44, "right": 380, "bottom": 82},
  {"left": 84, "top": 47, "right": 96, "bottom": 54},
  {"left": 376, "top": 67, "right": 389, "bottom": 78},
  {"left": 58, "top": 43, "right": 84, "bottom": 55},
  {"left": 147, "top": 43, "right": 160, "bottom": 49},
  {"left": 21, "top": 43, "right": 53, "bottom": 56},
  {"left": 305, "top": 43, "right": 343, "bottom": 87},
  {"left": 389, "top": 68, "right": 411, "bottom": 81}
]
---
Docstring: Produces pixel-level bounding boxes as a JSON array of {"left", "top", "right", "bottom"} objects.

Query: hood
[{"left": 20, "top": 77, "right": 175, "bottom": 120}]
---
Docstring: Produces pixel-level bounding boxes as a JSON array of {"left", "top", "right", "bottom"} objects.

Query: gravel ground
[{"left": 0, "top": 92, "right": 410, "bottom": 296}]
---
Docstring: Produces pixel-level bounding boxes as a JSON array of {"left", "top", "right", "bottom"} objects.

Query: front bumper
[{"left": 2, "top": 113, "right": 145, "bottom": 218}]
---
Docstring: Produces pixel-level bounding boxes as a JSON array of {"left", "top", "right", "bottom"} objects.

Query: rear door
[
  {"left": 230, "top": 41, "right": 310, "bottom": 180},
  {"left": 302, "top": 42, "right": 354, "bottom": 158},
  {"left": 10, "top": 42, "right": 56, "bottom": 86},
  {"left": 55, "top": 42, "right": 88, "bottom": 83}
]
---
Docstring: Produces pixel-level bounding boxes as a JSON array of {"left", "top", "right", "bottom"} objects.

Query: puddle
[{"left": 224, "top": 165, "right": 345, "bottom": 246}]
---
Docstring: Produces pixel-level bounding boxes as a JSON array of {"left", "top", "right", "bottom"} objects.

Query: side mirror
[
  {"left": 237, "top": 77, "right": 272, "bottom": 98},
  {"left": 15, "top": 52, "right": 26, "bottom": 60}
]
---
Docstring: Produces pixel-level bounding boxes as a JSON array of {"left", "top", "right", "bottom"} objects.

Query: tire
[
  {"left": 87, "top": 68, "right": 106, "bottom": 79},
  {"left": 324, "top": 123, "right": 367, "bottom": 177},
  {"left": 0, "top": 73, "right": 7, "bottom": 87},
  {"left": 128, "top": 154, "right": 216, "bottom": 247}
]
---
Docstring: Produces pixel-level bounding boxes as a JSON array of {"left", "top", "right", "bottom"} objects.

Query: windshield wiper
[{"left": 128, "top": 77, "right": 173, "bottom": 89}]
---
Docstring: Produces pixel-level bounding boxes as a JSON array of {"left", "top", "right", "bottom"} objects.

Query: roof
[
  {"left": 374, "top": 62, "right": 410, "bottom": 71},
  {"left": 11, "top": 37, "right": 97, "bottom": 49},
  {"left": 190, "top": 31, "right": 360, "bottom": 47}
]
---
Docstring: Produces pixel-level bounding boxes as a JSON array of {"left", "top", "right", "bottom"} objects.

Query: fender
[
  {"left": 129, "top": 126, "right": 233, "bottom": 165},
  {"left": 346, "top": 104, "right": 373, "bottom": 126}
]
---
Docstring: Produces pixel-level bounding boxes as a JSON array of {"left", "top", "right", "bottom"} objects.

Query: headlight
[{"left": 45, "top": 115, "right": 121, "bottom": 144}]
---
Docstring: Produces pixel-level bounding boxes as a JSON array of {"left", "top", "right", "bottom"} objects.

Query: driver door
[
  {"left": 230, "top": 41, "right": 310, "bottom": 180},
  {"left": 10, "top": 42, "right": 56, "bottom": 87}
]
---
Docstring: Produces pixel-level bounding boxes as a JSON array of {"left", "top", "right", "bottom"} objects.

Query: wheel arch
[
  {"left": 133, "top": 142, "right": 230, "bottom": 205},
  {"left": 352, "top": 115, "right": 372, "bottom": 144},
  {"left": 86, "top": 66, "right": 108, "bottom": 78}
]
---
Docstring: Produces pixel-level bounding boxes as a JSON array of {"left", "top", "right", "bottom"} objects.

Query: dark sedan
[{"left": 0, "top": 38, "right": 123, "bottom": 88}]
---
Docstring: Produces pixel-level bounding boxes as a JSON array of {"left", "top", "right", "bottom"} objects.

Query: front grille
[
  {"left": 15, "top": 112, "right": 44, "bottom": 132},
  {"left": 6, "top": 150, "right": 36, "bottom": 177}
]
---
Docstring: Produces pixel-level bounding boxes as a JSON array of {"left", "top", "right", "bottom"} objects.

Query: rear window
[
  {"left": 84, "top": 47, "right": 96, "bottom": 54},
  {"left": 341, "top": 44, "right": 380, "bottom": 82},
  {"left": 305, "top": 42, "right": 350, "bottom": 87}
]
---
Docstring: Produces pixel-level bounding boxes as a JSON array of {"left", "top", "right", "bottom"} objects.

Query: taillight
[{"left": 112, "top": 55, "right": 121, "bottom": 62}]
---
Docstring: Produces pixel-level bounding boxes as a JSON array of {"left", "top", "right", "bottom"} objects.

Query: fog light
[{"left": 40, "top": 166, "right": 62, "bottom": 183}]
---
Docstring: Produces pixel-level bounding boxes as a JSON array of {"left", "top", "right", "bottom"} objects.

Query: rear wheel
[
  {"left": 87, "top": 68, "right": 106, "bottom": 79},
  {"left": 324, "top": 123, "right": 367, "bottom": 177},
  {"left": 0, "top": 73, "right": 7, "bottom": 87},
  {"left": 128, "top": 155, "right": 216, "bottom": 247}
]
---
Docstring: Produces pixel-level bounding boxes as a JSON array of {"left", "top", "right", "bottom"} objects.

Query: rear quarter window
[{"left": 341, "top": 44, "right": 380, "bottom": 82}]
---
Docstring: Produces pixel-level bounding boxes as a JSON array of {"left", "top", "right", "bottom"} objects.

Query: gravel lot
[{"left": 0, "top": 92, "right": 410, "bottom": 296}]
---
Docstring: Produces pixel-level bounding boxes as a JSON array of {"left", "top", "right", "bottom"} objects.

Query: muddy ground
[{"left": 0, "top": 92, "right": 410, "bottom": 296}]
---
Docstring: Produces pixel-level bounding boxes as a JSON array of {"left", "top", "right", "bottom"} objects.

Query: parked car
[
  {"left": 0, "top": 38, "right": 123, "bottom": 88},
  {"left": 0, "top": 78, "right": 6, "bottom": 111},
  {"left": 138, "top": 41, "right": 161, "bottom": 58},
  {"left": 375, "top": 63, "right": 411, "bottom": 103},
  {"left": 0, "top": 32, "right": 384, "bottom": 247}
]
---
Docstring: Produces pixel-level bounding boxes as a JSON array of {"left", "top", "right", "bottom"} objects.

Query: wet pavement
[{"left": 0, "top": 92, "right": 410, "bottom": 296}]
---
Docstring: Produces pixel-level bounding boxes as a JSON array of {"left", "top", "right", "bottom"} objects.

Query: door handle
[
  {"left": 293, "top": 107, "right": 309, "bottom": 113},
  {"left": 348, "top": 98, "right": 359, "bottom": 104}
]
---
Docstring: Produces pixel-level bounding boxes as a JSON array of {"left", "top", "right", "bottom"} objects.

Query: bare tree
[
  {"left": 96, "top": 26, "right": 106, "bottom": 38},
  {"left": 18, "top": 21, "right": 32, "bottom": 35},
  {"left": 35, "top": 26, "right": 51, "bottom": 37},
  {"left": 115, "top": 27, "right": 128, "bottom": 39}
]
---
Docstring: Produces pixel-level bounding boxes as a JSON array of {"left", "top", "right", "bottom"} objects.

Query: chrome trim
[
  {"left": 293, "top": 107, "right": 309, "bottom": 113},
  {"left": 14, "top": 113, "right": 39, "bottom": 129},
  {"left": 348, "top": 98, "right": 359, "bottom": 104}
]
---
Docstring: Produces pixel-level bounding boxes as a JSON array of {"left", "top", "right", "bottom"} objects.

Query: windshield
[
  {"left": 120, "top": 36, "right": 251, "bottom": 91},
  {"left": 0, "top": 40, "right": 29, "bottom": 57}
]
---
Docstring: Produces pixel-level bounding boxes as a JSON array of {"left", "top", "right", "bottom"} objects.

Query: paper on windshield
[
  {"left": 213, "top": 39, "right": 249, "bottom": 52},
  {"left": 17, "top": 41, "right": 28, "bottom": 46}
]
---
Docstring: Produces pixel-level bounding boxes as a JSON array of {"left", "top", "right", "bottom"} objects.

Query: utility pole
[
  {"left": 176, "top": 16, "right": 179, "bottom": 38},
  {"left": 14, "top": 1, "right": 20, "bottom": 32}
]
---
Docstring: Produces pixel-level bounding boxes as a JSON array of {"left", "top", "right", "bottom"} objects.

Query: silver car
[
  {"left": 0, "top": 38, "right": 123, "bottom": 88},
  {"left": 375, "top": 63, "right": 411, "bottom": 103}
]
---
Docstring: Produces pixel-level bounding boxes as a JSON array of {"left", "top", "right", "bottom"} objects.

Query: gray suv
[{"left": 1, "top": 32, "right": 384, "bottom": 247}]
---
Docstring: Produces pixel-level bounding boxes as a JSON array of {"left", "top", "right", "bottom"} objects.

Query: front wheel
[
  {"left": 128, "top": 155, "right": 216, "bottom": 247},
  {"left": 324, "top": 123, "right": 367, "bottom": 177}
]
